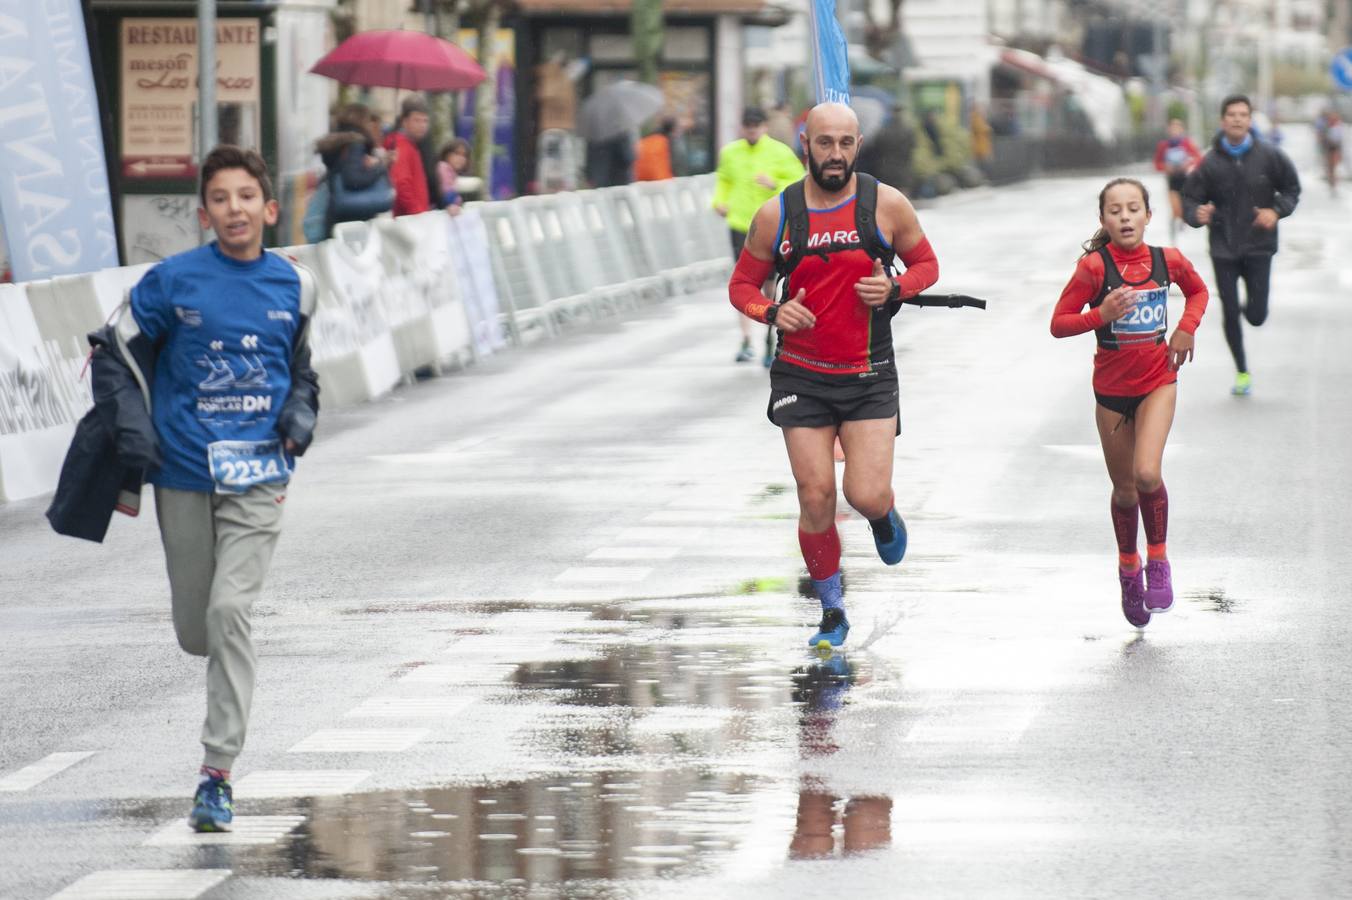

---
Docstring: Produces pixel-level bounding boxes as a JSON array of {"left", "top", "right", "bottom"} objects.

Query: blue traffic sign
[{"left": 1332, "top": 47, "right": 1352, "bottom": 91}]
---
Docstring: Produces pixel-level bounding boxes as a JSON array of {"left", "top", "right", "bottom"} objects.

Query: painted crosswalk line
[
  {"left": 232, "top": 770, "right": 371, "bottom": 798},
  {"left": 0, "top": 751, "right": 95, "bottom": 792},
  {"left": 50, "top": 869, "right": 230, "bottom": 899},
  {"left": 144, "top": 815, "right": 306, "bottom": 847},
  {"left": 288, "top": 729, "right": 429, "bottom": 753}
]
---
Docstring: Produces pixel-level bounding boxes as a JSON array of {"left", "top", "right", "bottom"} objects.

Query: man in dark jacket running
[{"left": 1183, "top": 93, "right": 1300, "bottom": 395}]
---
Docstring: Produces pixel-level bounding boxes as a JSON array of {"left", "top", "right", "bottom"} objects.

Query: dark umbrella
[
  {"left": 310, "top": 30, "right": 486, "bottom": 91},
  {"left": 577, "top": 80, "right": 664, "bottom": 142}
]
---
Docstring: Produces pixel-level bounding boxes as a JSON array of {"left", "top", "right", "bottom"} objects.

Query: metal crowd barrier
[{"left": 0, "top": 175, "right": 734, "bottom": 504}]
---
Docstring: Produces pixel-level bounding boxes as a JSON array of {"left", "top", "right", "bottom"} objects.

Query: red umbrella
[{"left": 310, "top": 30, "right": 486, "bottom": 92}]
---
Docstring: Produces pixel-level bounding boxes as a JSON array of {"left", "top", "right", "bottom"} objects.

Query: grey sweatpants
[{"left": 155, "top": 482, "right": 286, "bottom": 770}]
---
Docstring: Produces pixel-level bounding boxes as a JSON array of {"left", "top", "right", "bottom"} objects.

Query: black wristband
[
  {"left": 764, "top": 303, "right": 780, "bottom": 326},
  {"left": 886, "top": 280, "right": 901, "bottom": 303}
]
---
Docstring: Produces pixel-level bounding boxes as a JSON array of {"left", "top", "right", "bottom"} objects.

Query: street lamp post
[{"left": 198, "top": 0, "right": 216, "bottom": 245}]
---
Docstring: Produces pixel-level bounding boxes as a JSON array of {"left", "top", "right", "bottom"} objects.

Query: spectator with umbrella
[
  {"left": 386, "top": 94, "right": 433, "bottom": 216},
  {"left": 309, "top": 29, "right": 486, "bottom": 214},
  {"left": 578, "top": 80, "right": 665, "bottom": 188}
]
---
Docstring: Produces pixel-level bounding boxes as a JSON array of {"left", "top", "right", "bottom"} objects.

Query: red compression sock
[
  {"left": 1111, "top": 500, "right": 1139, "bottom": 554},
  {"left": 1139, "top": 484, "right": 1169, "bottom": 550},
  {"left": 798, "top": 526, "right": 841, "bottom": 581}
]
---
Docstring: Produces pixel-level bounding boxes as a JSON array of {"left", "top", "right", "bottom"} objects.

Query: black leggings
[{"left": 1212, "top": 255, "right": 1272, "bottom": 374}]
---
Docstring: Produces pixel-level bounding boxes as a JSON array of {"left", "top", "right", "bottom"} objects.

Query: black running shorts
[{"left": 767, "top": 360, "right": 899, "bottom": 432}]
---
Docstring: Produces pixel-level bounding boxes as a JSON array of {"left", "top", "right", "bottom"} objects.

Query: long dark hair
[{"left": 1081, "top": 177, "right": 1151, "bottom": 256}]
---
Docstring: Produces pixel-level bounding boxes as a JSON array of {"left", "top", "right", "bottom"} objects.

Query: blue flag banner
[
  {"left": 807, "top": 0, "right": 851, "bottom": 104},
  {"left": 0, "top": 0, "right": 119, "bottom": 282}
]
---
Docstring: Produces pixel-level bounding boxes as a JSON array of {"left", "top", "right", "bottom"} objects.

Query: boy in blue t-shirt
[{"left": 128, "top": 146, "right": 320, "bottom": 832}]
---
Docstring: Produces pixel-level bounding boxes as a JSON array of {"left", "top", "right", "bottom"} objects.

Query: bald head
[
  {"left": 802, "top": 103, "right": 860, "bottom": 194},
  {"left": 804, "top": 102, "right": 860, "bottom": 141}
]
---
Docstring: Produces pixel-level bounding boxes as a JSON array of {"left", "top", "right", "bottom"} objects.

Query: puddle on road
[
  {"left": 184, "top": 620, "right": 877, "bottom": 891},
  {"left": 237, "top": 770, "right": 769, "bottom": 886}
]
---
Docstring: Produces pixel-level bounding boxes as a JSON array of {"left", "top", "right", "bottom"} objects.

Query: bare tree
[{"left": 863, "top": 0, "right": 906, "bottom": 63}]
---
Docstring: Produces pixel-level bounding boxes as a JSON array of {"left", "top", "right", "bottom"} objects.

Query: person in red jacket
[
  {"left": 1050, "top": 177, "right": 1208, "bottom": 629},
  {"left": 385, "top": 95, "right": 431, "bottom": 216},
  {"left": 1153, "top": 118, "right": 1202, "bottom": 244}
]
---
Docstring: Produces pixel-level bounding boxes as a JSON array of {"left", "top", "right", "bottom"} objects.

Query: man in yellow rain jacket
[{"left": 714, "top": 106, "right": 803, "bottom": 364}]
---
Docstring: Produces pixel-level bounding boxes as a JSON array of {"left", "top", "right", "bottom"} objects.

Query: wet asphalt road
[{"left": 3, "top": 129, "right": 1351, "bottom": 899}]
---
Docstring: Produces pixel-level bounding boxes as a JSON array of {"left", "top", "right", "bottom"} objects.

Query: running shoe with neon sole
[
  {"left": 808, "top": 607, "right": 850, "bottom": 649},
  {"left": 1119, "top": 566, "right": 1150, "bottom": 629},
  {"left": 1144, "top": 559, "right": 1174, "bottom": 613},
  {"left": 1232, "top": 372, "right": 1252, "bottom": 395},
  {"left": 188, "top": 775, "right": 233, "bottom": 832},
  {"left": 871, "top": 508, "right": 907, "bottom": 566}
]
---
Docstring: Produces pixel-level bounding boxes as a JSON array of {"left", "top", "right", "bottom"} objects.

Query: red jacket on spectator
[{"left": 385, "top": 130, "right": 430, "bottom": 216}]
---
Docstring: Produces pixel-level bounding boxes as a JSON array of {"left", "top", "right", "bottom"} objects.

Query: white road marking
[
  {"left": 344, "top": 696, "right": 477, "bottom": 717},
  {"left": 49, "top": 869, "right": 230, "bottom": 899},
  {"left": 642, "top": 510, "right": 735, "bottom": 523},
  {"left": 232, "top": 770, "right": 371, "bottom": 798},
  {"left": 586, "top": 546, "right": 680, "bottom": 560},
  {"left": 143, "top": 815, "right": 306, "bottom": 847},
  {"left": 555, "top": 567, "right": 652, "bottom": 583},
  {"left": 398, "top": 664, "right": 516, "bottom": 685},
  {"left": 614, "top": 526, "right": 702, "bottom": 543},
  {"left": 0, "top": 751, "right": 95, "bottom": 792},
  {"left": 288, "top": 729, "right": 428, "bottom": 753}
]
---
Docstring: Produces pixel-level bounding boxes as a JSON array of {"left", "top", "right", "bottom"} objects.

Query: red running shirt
[
  {"left": 1051, "top": 243, "right": 1208, "bottom": 397},
  {"left": 774, "top": 193, "right": 896, "bottom": 376}
]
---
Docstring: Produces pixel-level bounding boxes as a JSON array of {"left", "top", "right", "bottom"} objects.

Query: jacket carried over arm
[{"left": 46, "top": 256, "right": 321, "bottom": 543}]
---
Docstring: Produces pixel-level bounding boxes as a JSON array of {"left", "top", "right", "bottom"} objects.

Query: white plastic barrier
[
  {"left": 446, "top": 209, "right": 507, "bottom": 358},
  {"left": 0, "top": 175, "right": 731, "bottom": 505},
  {"left": 375, "top": 211, "right": 475, "bottom": 374},
  {"left": 286, "top": 236, "right": 401, "bottom": 410},
  {"left": 0, "top": 282, "right": 83, "bottom": 503}
]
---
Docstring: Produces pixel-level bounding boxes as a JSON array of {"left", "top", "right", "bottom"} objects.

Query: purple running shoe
[
  {"left": 1144, "top": 559, "right": 1174, "bottom": 613},
  {"left": 1119, "top": 567, "right": 1150, "bottom": 628}
]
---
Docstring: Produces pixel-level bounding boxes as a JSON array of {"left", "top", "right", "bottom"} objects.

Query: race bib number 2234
[{"left": 207, "top": 439, "right": 290, "bottom": 494}]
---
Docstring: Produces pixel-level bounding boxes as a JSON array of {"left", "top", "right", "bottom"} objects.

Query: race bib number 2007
[
  {"left": 1112, "top": 286, "right": 1168, "bottom": 340},
  {"left": 207, "top": 439, "right": 290, "bottom": 494}
]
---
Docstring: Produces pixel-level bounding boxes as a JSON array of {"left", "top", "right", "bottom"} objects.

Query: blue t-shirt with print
[{"left": 131, "top": 242, "right": 301, "bottom": 493}]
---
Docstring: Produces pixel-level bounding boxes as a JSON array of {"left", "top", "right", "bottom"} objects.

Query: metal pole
[
  {"left": 197, "top": 0, "right": 216, "bottom": 244},
  {"left": 198, "top": 0, "right": 217, "bottom": 157}
]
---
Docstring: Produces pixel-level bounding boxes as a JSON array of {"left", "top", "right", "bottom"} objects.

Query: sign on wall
[
  {"left": 0, "top": 0, "right": 120, "bottom": 281},
  {"left": 119, "top": 17, "right": 261, "bottom": 180}
]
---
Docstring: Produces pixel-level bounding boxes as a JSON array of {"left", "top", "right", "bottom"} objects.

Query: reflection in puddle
[
  {"left": 233, "top": 771, "right": 766, "bottom": 884},
  {"left": 789, "top": 654, "right": 893, "bottom": 860},
  {"left": 175, "top": 607, "right": 890, "bottom": 890}
]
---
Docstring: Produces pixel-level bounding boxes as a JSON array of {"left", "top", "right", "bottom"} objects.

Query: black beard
[{"left": 808, "top": 153, "right": 853, "bottom": 192}]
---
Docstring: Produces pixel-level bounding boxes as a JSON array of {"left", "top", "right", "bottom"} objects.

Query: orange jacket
[{"left": 634, "top": 134, "right": 673, "bottom": 181}]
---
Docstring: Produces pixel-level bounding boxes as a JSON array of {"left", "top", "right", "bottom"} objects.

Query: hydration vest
[
  {"left": 1088, "top": 244, "right": 1170, "bottom": 350},
  {"left": 774, "top": 173, "right": 899, "bottom": 313}
]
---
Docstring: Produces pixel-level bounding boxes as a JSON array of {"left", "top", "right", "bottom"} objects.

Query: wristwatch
[
  {"left": 764, "top": 303, "right": 780, "bottom": 326},
  {"left": 886, "top": 280, "right": 902, "bottom": 303}
]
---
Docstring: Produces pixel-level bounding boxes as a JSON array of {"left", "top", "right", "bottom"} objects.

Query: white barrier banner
[
  {"left": 0, "top": 283, "right": 88, "bottom": 502},
  {"left": 449, "top": 210, "right": 506, "bottom": 357}
]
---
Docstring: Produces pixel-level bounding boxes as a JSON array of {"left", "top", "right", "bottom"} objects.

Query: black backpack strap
[
  {"left": 775, "top": 180, "right": 810, "bottom": 300},
  {"left": 1149, "top": 244, "right": 1169, "bottom": 344},
  {"left": 853, "top": 173, "right": 893, "bottom": 273},
  {"left": 1091, "top": 245, "right": 1122, "bottom": 350}
]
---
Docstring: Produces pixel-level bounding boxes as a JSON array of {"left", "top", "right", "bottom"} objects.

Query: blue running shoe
[
  {"left": 871, "top": 508, "right": 907, "bottom": 565},
  {"left": 188, "top": 775, "right": 233, "bottom": 832},
  {"left": 808, "top": 607, "right": 849, "bottom": 649}
]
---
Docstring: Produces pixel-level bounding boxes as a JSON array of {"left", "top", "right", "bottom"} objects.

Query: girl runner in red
[{"left": 1050, "top": 178, "right": 1209, "bottom": 628}]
